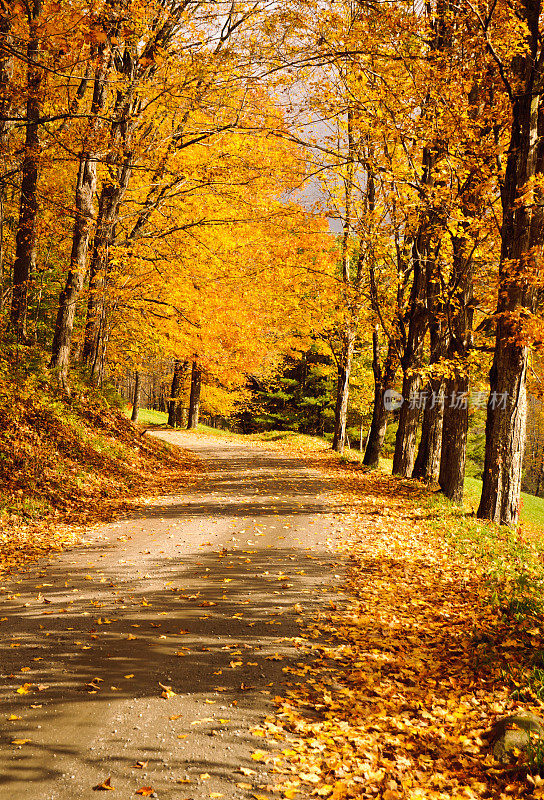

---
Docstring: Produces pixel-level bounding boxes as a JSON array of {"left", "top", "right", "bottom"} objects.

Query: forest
[{"left": 2, "top": 0, "right": 544, "bottom": 528}]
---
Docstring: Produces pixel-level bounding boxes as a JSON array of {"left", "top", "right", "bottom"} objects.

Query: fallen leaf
[{"left": 92, "top": 777, "right": 115, "bottom": 791}]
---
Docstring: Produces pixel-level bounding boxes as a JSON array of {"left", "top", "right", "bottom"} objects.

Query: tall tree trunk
[
  {"left": 392, "top": 240, "right": 427, "bottom": 476},
  {"left": 392, "top": 372, "right": 422, "bottom": 476},
  {"left": 168, "top": 359, "right": 187, "bottom": 427},
  {"left": 187, "top": 362, "right": 202, "bottom": 429},
  {"left": 50, "top": 48, "right": 109, "bottom": 387},
  {"left": 131, "top": 370, "right": 141, "bottom": 422},
  {"left": 363, "top": 331, "right": 398, "bottom": 468},
  {"left": 478, "top": 4, "right": 544, "bottom": 526},
  {"left": 10, "top": 6, "right": 43, "bottom": 341},
  {"left": 82, "top": 159, "right": 132, "bottom": 377},
  {"left": 0, "top": 6, "right": 14, "bottom": 315},
  {"left": 412, "top": 379, "right": 443, "bottom": 482},
  {"left": 332, "top": 326, "right": 356, "bottom": 454},
  {"left": 438, "top": 374, "right": 468, "bottom": 502},
  {"left": 438, "top": 231, "right": 474, "bottom": 501}
]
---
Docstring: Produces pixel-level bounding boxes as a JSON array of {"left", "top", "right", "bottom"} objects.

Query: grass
[
  {"left": 130, "top": 407, "right": 169, "bottom": 426},
  {"left": 248, "top": 429, "right": 328, "bottom": 450},
  {"left": 465, "top": 475, "right": 544, "bottom": 532}
]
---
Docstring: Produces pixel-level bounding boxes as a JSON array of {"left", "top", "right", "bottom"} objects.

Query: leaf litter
[{"left": 253, "top": 454, "right": 544, "bottom": 800}]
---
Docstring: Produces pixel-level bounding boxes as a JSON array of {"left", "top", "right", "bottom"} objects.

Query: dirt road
[{"left": 0, "top": 433, "right": 346, "bottom": 800}]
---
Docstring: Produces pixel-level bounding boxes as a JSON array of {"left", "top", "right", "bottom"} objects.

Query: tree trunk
[
  {"left": 187, "top": 362, "right": 202, "bottom": 429},
  {"left": 131, "top": 370, "right": 141, "bottom": 422},
  {"left": 0, "top": 9, "right": 13, "bottom": 315},
  {"left": 478, "top": 4, "right": 543, "bottom": 526},
  {"left": 392, "top": 372, "right": 422, "bottom": 476},
  {"left": 412, "top": 379, "right": 443, "bottom": 482},
  {"left": 438, "top": 374, "right": 468, "bottom": 502},
  {"left": 10, "top": 10, "right": 43, "bottom": 341},
  {"left": 50, "top": 48, "right": 109, "bottom": 388},
  {"left": 363, "top": 332, "right": 398, "bottom": 468},
  {"left": 392, "top": 233, "right": 427, "bottom": 476},
  {"left": 168, "top": 359, "right": 187, "bottom": 427},
  {"left": 82, "top": 161, "right": 131, "bottom": 378},
  {"left": 332, "top": 326, "right": 356, "bottom": 454}
]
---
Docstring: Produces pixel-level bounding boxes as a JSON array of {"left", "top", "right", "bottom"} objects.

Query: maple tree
[{"left": 1, "top": 0, "right": 544, "bottom": 523}]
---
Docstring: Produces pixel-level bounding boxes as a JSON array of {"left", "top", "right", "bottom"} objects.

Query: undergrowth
[
  {"left": 430, "top": 493, "right": 544, "bottom": 711},
  {"left": 0, "top": 346, "right": 198, "bottom": 574}
]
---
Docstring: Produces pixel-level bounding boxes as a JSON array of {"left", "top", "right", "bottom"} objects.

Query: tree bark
[
  {"left": 363, "top": 331, "right": 398, "bottom": 468},
  {"left": 131, "top": 370, "right": 141, "bottom": 422},
  {"left": 187, "top": 361, "right": 202, "bottom": 429},
  {"left": 0, "top": 7, "right": 14, "bottom": 315},
  {"left": 438, "top": 374, "right": 468, "bottom": 502},
  {"left": 478, "top": 2, "right": 544, "bottom": 526},
  {"left": 332, "top": 326, "right": 356, "bottom": 454},
  {"left": 168, "top": 359, "right": 187, "bottom": 427},
  {"left": 392, "top": 241, "right": 427, "bottom": 476},
  {"left": 82, "top": 159, "right": 132, "bottom": 378},
  {"left": 412, "top": 379, "right": 444, "bottom": 483},
  {"left": 438, "top": 233, "right": 474, "bottom": 501},
  {"left": 392, "top": 372, "right": 422, "bottom": 476},
  {"left": 50, "top": 47, "right": 110, "bottom": 388},
  {"left": 10, "top": 6, "right": 43, "bottom": 341}
]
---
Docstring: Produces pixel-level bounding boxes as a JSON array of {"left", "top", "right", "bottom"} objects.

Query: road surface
[{"left": 0, "top": 433, "right": 346, "bottom": 799}]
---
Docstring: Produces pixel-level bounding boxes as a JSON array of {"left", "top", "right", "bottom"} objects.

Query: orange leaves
[
  {"left": 92, "top": 777, "right": 115, "bottom": 791},
  {"left": 251, "top": 461, "right": 531, "bottom": 800},
  {"left": 159, "top": 682, "right": 176, "bottom": 700}
]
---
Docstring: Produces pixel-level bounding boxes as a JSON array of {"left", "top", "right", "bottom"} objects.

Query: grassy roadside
[{"left": 232, "top": 433, "right": 544, "bottom": 799}]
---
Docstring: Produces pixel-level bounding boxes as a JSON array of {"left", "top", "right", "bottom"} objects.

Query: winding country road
[{"left": 0, "top": 433, "right": 347, "bottom": 800}]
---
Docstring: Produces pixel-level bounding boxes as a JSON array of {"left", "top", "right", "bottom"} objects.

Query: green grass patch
[
  {"left": 248, "top": 429, "right": 329, "bottom": 450},
  {"left": 464, "top": 475, "right": 544, "bottom": 532},
  {"left": 128, "top": 407, "right": 169, "bottom": 426},
  {"left": 196, "top": 423, "right": 234, "bottom": 437},
  {"left": 430, "top": 491, "right": 544, "bottom": 619}
]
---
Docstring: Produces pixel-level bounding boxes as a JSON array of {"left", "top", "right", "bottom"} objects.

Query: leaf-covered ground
[
  {"left": 253, "top": 457, "right": 544, "bottom": 800},
  {"left": 0, "top": 358, "right": 198, "bottom": 576}
]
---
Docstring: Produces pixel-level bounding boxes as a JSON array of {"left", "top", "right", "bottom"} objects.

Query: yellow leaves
[
  {"left": 7, "top": 714, "right": 21, "bottom": 721},
  {"left": 251, "top": 750, "right": 269, "bottom": 762},
  {"left": 16, "top": 683, "right": 32, "bottom": 694},
  {"left": 11, "top": 738, "right": 31, "bottom": 745},
  {"left": 135, "top": 788, "right": 155, "bottom": 797},
  {"left": 314, "top": 787, "right": 333, "bottom": 798},
  {"left": 159, "top": 682, "right": 176, "bottom": 699},
  {"left": 92, "top": 777, "right": 115, "bottom": 791}
]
